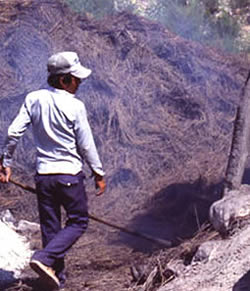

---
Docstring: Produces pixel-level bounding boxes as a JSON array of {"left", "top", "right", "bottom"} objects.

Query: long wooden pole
[{"left": 9, "top": 177, "right": 172, "bottom": 248}]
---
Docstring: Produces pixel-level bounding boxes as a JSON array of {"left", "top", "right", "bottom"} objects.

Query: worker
[{"left": 0, "top": 51, "right": 106, "bottom": 289}]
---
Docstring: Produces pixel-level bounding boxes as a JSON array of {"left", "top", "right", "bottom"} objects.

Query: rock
[
  {"left": 0, "top": 210, "right": 39, "bottom": 288},
  {"left": 17, "top": 220, "right": 40, "bottom": 238},
  {"left": 209, "top": 184, "right": 250, "bottom": 234},
  {"left": 192, "top": 240, "right": 219, "bottom": 263},
  {"left": 0, "top": 221, "right": 33, "bottom": 288},
  {"left": 0, "top": 209, "right": 16, "bottom": 229}
]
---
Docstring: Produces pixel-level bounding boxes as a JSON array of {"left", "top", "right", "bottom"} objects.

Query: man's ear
[{"left": 59, "top": 76, "right": 68, "bottom": 90}]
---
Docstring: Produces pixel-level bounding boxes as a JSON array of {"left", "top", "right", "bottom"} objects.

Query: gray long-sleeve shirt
[{"left": 2, "top": 88, "right": 105, "bottom": 176}]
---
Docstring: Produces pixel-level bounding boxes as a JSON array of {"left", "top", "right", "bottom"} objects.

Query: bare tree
[{"left": 223, "top": 68, "right": 250, "bottom": 195}]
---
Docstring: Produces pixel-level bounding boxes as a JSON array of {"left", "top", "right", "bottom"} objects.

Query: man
[{"left": 0, "top": 51, "right": 106, "bottom": 289}]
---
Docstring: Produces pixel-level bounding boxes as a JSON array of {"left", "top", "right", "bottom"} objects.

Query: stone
[
  {"left": 0, "top": 221, "right": 33, "bottom": 288},
  {"left": 192, "top": 241, "right": 219, "bottom": 263},
  {"left": 0, "top": 209, "right": 16, "bottom": 229},
  {"left": 209, "top": 184, "right": 250, "bottom": 234},
  {"left": 0, "top": 210, "right": 38, "bottom": 288},
  {"left": 17, "top": 220, "right": 40, "bottom": 238}
]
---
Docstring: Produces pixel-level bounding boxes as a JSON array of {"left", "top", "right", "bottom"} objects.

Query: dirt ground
[{"left": 4, "top": 217, "right": 152, "bottom": 291}]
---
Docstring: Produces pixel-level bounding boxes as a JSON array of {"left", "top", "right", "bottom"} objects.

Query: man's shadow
[
  {"left": 242, "top": 168, "right": 250, "bottom": 185},
  {"left": 0, "top": 269, "right": 18, "bottom": 289},
  {"left": 6, "top": 276, "right": 56, "bottom": 291},
  {"left": 117, "top": 178, "right": 223, "bottom": 252},
  {"left": 233, "top": 270, "right": 250, "bottom": 291}
]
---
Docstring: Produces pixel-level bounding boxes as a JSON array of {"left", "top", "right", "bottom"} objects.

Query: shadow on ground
[
  {"left": 116, "top": 179, "right": 223, "bottom": 252},
  {"left": 5, "top": 277, "right": 57, "bottom": 291},
  {"left": 233, "top": 270, "right": 250, "bottom": 291},
  {"left": 0, "top": 269, "right": 18, "bottom": 289},
  {"left": 242, "top": 167, "right": 250, "bottom": 185}
]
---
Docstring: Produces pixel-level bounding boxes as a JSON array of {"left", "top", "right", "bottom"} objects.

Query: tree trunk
[{"left": 223, "top": 70, "right": 250, "bottom": 195}]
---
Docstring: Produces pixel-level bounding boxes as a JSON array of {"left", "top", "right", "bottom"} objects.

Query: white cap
[{"left": 47, "top": 51, "right": 92, "bottom": 79}]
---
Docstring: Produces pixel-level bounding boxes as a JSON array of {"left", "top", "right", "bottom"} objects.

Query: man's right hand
[
  {"left": 0, "top": 164, "right": 12, "bottom": 183},
  {"left": 94, "top": 174, "right": 106, "bottom": 196}
]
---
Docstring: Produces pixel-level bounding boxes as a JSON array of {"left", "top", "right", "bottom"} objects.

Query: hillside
[{"left": 0, "top": 1, "right": 249, "bottom": 290}]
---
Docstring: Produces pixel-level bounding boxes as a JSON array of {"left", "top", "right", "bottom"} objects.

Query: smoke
[
  {"left": 63, "top": 0, "right": 243, "bottom": 53},
  {"left": 0, "top": 1, "right": 248, "bottom": 245}
]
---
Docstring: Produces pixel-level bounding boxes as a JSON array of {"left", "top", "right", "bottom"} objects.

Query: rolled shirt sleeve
[
  {"left": 74, "top": 102, "right": 105, "bottom": 177},
  {"left": 2, "top": 101, "right": 31, "bottom": 167}
]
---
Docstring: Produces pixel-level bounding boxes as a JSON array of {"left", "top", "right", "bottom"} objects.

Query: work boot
[{"left": 30, "top": 259, "right": 60, "bottom": 289}]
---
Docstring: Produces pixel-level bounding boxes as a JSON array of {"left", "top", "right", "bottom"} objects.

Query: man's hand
[
  {"left": 0, "top": 164, "right": 12, "bottom": 183},
  {"left": 94, "top": 174, "right": 106, "bottom": 196}
]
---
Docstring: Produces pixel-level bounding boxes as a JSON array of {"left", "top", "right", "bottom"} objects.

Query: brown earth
[{"left": 0, "top": 1, "right": 250, "bottom": 290}]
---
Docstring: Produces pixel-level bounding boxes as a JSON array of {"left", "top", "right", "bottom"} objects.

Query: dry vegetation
[{"left": 0, "top": 1, "right": 250, "bottom": 290}]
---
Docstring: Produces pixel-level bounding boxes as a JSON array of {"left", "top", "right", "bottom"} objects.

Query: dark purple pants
[{"left": 32, "top": 172, "right": 88, "bottom": 285}]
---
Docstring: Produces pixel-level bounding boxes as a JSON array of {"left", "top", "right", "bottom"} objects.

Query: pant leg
[
  {"left": 32, "top": 172, "right": 88, "bottom": 269},
  {"left": 32, "top": 173, "right": 66, "bottom": 283},
  {"left": 34, "top": 174, "right": 62, "bottom": 248}
]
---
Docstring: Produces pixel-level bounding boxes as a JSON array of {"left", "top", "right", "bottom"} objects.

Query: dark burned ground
[{"left": 1, "top": 1, "right": 250, "bottom": 290}]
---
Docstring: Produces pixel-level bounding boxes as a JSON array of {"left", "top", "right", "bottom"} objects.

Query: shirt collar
[{"left": 53, "top": 88, "right": 75, "bottom": 98}]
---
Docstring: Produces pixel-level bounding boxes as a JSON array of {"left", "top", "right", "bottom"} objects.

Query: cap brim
[{"left": 70, "top": 64, "right": 92, "bottom": 79}]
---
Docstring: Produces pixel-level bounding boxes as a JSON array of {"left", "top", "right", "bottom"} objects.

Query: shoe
[{"left": 30, "top": 259, "right": 60, "bottom": 289}]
